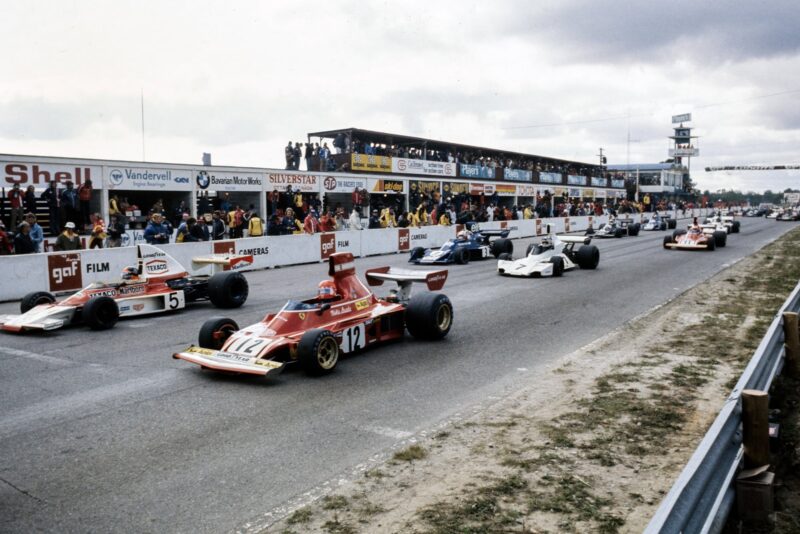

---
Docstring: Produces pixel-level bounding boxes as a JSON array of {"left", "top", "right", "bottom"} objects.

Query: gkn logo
[{"left": 320, "top": 233, "right": 336, "bottom": 259}]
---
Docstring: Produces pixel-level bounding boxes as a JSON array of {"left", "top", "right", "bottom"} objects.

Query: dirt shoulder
[{"left": 265, "top": 227, "right": 800, "bottom": 534}]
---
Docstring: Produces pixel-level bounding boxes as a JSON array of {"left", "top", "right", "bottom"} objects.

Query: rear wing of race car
[
  {"left": 557, "top": 235, "right": 592, "bottom": 245},
  {"left": 478, "top": 229, "right": 511, "bottom": 238},
  {"left": 365, "top": 267, "right": 448, "bottom": 291},
  {"left": 191, "top": 254, "right": 254, "bottom": 274}
]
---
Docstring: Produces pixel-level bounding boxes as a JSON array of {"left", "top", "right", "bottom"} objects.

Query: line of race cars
[{"left": 0, "top": 211, "right": 753, "bottom": 379}]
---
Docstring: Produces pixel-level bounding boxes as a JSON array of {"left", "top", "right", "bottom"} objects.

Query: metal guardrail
[{"left": 644, "top": 279, "right": 800, "bottom": 533}]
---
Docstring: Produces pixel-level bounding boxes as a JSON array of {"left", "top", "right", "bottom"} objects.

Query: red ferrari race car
[
  {"left": 173, "top": 252, "right": 453, "bottom": 377},
  {"left": 0, "top": 244, "right": 252, "bottom": 333},
  {"left": 662, "top": 222, "right": 717, "bottom": 251}
]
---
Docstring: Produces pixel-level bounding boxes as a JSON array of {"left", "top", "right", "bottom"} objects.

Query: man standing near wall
[
  {"left": 8, "top": 183, "right": 24, "bottom": 231},
  {"left": 41, "top": 181, "right": 61, "bottom": 236}
]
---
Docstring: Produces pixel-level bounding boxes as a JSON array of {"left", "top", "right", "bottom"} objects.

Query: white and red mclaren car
[{"left": 0, "top": 244, "right": 252, "bottom": 333}]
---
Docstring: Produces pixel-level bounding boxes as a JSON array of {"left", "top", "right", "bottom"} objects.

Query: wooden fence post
[
  {"left": 741, "top": 389, "right": 770, "bottom": 469},
  {"left": 783, "top": 311, "right": 799, "bottom": 377}
]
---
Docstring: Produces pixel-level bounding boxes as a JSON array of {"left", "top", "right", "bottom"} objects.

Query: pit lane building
[{"left": 0, "top": 128, "right": 625, "bottom": 235}]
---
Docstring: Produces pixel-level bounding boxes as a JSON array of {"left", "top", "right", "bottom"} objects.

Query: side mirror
[{"left": 317, "top": 303, "right": 331, "bottom": 315}]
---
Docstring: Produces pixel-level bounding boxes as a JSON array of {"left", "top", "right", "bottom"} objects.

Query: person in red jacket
[
  {"left": 318, "top": 210, "right": 336, "bottom": 232},
  {"left": 8, "top": 183, "right": 24, "bottom": 231},
  {"left": 303, "top": 210, "right": 320, "bottom": 234},
  {"left": 0, "top": 220, "right": 12, "bottom": 255},
  {"left": 78, "top": 178, "right": 93, "bottom": 227}
]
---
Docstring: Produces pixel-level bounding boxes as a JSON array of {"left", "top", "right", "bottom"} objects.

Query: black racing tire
[
  {"left": 208, "top": 271, "right": 249, "bottom": 308},
  {"left": 498, "top": 252, "right": 513, "bottom": 261},
  {"left": 673, "top": 229, "right": 687, "bottom": 239},
  {"left": 298, "top": 329, "right": 339, "bottom": 375},
  {"left": 454, "top": 246, "right": 469, "bottom": 265},
  {"left": 198, "top": 316, "right": 239, "bottom": 349},
  {"left": 575, "top": 245, "right": 600, "bottom": 270},
  {"left": 550, "top": 256, "right": 564, "bottom": 277},
  {"left": 405, "top": 292, "right": 453, "bottom": 341},
  {"left": 732, "top": 221, "right": 740, "bottom": 233},
  {"left": 660, "top": 222, "right": 667, "bottom": 231},
  {"left": 491, "top": 238, "right": 513, "bottom": 258},
  {"left": 627, "top": 223, "right": 640, "bottom": 236},
  {"left": 663, "top": 236, "right": 673, "bottom": 250},
  {"left": 20, "top": 291, "right": 56, "bottom": 314},
  {"left": 706, "top": 237, "right": 716, "bottom": 251},
  {"left": 409, "top": 246, "right": 425, "bottom": 261},
  {"left": 613, "top": 228, "right": 624, "bottom": 238},
  {"left": 82, "top": 296, "right": 119, "bottom": 330},
  {"left": 713, "top": 230, "right": 727, "bottom": 247},
  {"left": 667, "top": 218, "right": 677, "bottom": 229}
]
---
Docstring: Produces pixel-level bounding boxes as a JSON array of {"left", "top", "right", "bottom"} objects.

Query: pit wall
[{"left": 0, "top": 210, "right": 710, "bottom": 302}]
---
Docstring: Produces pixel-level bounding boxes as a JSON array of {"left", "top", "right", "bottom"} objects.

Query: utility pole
[
  {"left": 141, "top": 89, "right": 146, "bottom": 161},
  {"left": 597, "top": 147, "right": 605, "bottom": 168}
]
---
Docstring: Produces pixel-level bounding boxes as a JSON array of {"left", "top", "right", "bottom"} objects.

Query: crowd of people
[{"left": 288, "top": 133, "right": 599, "bottom": 177}]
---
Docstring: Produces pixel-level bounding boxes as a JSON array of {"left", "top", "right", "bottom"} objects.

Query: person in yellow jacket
[
  {"left": 438, "top": 211, "right": 451, "bottom": 226},
  {"left": 523, "top": 205, "right": 535, "bottom": 219},
  {"left": 248, "top": 213, "right": 264, "bottom": 237},
  {"left": 379, "top": 208, "right": 397, "bottom": 228},
  {"left": 410, "top": 204, "right": 428, "bottom": 227}
]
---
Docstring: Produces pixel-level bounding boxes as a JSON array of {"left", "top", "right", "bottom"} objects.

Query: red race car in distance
[
  {"left": 663, "top": 222, "right": 717, "bottom": 251},
  {"left": 173, "top": 252, "right": 453, "bottom": 377}
]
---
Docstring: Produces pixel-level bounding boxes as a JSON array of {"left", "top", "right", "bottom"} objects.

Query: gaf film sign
[
  {"left": 48, "top": 253, "right": 83, "bottom": 292},
  {"left": 107, "top": 167, "right": 192, "bottom": 191},
  {"left": 268, "top": 173, "right": 319, "bottom": 192}
]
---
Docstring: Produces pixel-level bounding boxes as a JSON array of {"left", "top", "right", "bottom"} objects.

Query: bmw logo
[
  {"left": 196, "top": 171, "right": 210, "bottom": 189},
  {"left": 109, "top": 169, "right": 124, "bottom": 186}
]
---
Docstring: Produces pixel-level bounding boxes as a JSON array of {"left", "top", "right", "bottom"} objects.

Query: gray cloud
[{"left": 498, "top": 0, "right": 800, "bottom": 64}]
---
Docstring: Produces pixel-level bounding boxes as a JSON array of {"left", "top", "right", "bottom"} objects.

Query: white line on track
[
  {"left": 0, "top": 371, "right": 179, "bottom": 440},
  {"left": 0, "top": 346, "right": 74, "bottom": 366},
  {"left": 361, "top": 425, "right": 413, "bottom": 439}
]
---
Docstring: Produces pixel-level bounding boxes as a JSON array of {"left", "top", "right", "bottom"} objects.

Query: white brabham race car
[
  {"left": 497, "top": 228, "right": 600, "bottom": 277},
  {"left": 0, "top": 244, "right": 253, "bottom": 333}
]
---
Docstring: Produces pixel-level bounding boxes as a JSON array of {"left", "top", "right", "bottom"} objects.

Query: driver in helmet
[
  {"left": 316, "top": 280, "right": 340, "bottom": 303},
  {"left": 456, "top": 230, "right": 471, "bottom": 241},
  {"left": 540, "top": 236, "right": 553, "bottom": 250},
  {"left": 689, "top": 217, "right": 702, "bottom": 234},
  {"left": 121, "top": 266, "right": 140, "bottom": 282}
]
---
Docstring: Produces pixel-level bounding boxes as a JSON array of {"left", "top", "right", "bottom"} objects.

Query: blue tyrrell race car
[{"left": 409, "top": 226, "right": 513, "bottom": 265}]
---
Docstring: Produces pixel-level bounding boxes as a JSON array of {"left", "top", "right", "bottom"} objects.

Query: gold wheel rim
[
  {"left": 436, "top": 304, "right": 452, "bottom": 332},
  {"left": 317, "top": 337, "right": 339, "bottom": 369}
]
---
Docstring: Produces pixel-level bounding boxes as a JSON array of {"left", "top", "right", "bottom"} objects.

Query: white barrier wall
[{"left": 0, "top": 210, "right": 711, "bottom": 302}]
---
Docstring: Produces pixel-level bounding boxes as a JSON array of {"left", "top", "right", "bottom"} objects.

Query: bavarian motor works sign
[{"left": 197, "top": 170, "right": 264, "bottom": 192}]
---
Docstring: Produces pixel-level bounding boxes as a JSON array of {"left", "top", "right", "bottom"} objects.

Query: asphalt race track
[{"left": 0, "top": 217, "right": 796, "bottom": 533}]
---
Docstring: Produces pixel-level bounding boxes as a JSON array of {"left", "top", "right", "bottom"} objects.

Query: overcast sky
[{"left": 1, "top": 0, "right": 799, "bottom": 193}]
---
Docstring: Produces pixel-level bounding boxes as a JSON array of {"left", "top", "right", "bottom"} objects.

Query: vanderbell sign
[{"left": 107, "top": 167, "right": 193, "bottom": 191}]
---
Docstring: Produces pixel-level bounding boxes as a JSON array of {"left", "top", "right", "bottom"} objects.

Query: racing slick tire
[
  {"left": 706, "top": 238, "right": 716, "bottom": 251},
  {"left": 20, "top": 291, "right": 56, "bottom": 313},
  {"left": 732, "top": 221, "right": 741, "bottom": 233},
  {"left": 663, "top": 236, "right": 673, "bottom": 249},
  {"left": 298, "top": 329, "right": 339, "bottom": 375},
  {"left": 550, "top": 256, "right": 565, "bottom": 277},
  {"left": 672, "top": 229, "right": 687, "bottom": 239},
  {"left": 82, "top": 296, "right": 119, "bottom": 330},
  {"left": 667, "top": 218, "right": 677, "bottom": 229},
  {"left": 198, "top": 316, "right": 239, "bottom": 350},
  {"left": 405, "top": 292, "right": 453, "bottom": 341},
  {"left": 627, "top": 223, "right": 641, "bottom": 236},
  {"left": 491, "top": 239, "right": 513, "bottom": 258},
  {"left": 712, "top": 230, "right": 727, "bottom": 247},
  {"left": 614, "top": 228, "right": 624, "bottom": 238},
  {"left": 575, "top": 245, "right": 600, "bottom": 269},
  {"left": 454, "top": 247, "right": 470, "bottom": 265},
  {"left": 409, "top": 247, "right": 425, "bottom": 262},
  {"left": 498, "top": 252, "right": 513, "bottom": 261},
  {"left": 208, "top": 271, "right": 249, "bottom": 309},
  {"left": 660, "top": 222, "right": 667, "bottom": 231}
]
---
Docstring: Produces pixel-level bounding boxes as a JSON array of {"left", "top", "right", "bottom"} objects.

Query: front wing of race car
[
  {"left": 173, "top": 345, "right": 286, "bottom": 376},
  {"left": 497, "top": 257, "right": 564, "bottom": 277},
  {"left": 414, "top": 249, "right": 454, "bottom": 264},
  {"left": 664, "top": 239, "right": 710, "bottom": 250},
  {"left": 0, "top": 305, "right": 77, "bottom": 332}
]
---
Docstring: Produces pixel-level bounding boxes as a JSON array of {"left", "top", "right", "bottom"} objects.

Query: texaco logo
[{"left": 323, "top": 176, "right": 337, "bottom": 191}]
